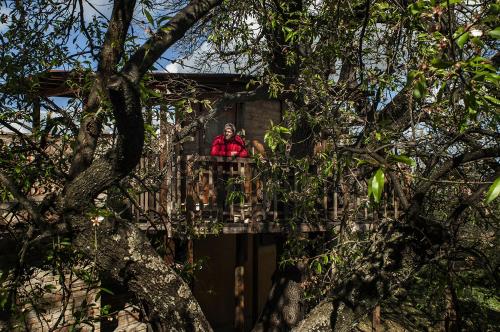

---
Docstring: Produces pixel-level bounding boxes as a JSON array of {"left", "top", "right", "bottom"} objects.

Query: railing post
[
  {"left": 323, "top": 184, "right": 328, "bottom": 220},
  {"left": 333, "top": 191, "right": 338, "bottom": 220},
  {"left": 240, "top": 161, "right": 246, "bottom": 221},
  {"left": 217, "top": 159, "right": 224, "bottom": 221},
  {"left": 208, "top": 162, "right": 214, "bottom": 218},
  {"left": 393, "top": 188, "right": 399, "bottom": 219},
  {"left": 372, "top": 305, "right": 381, "bottom": 332},
  {"left": 176, "top": 155, "right": 182, "bottom": 212},
  {"left": 229, "top": 162, "right": 235, "bottom": 221}
]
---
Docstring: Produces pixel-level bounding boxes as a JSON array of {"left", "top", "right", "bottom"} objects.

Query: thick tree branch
[
  {"left": 68, "top": 0, "right": 137, "bottom": 180},
  {"left": 64, "top": 75, "right": 143, "bottom": 212},
  {"left": 66, "top": 215, "right": 212, "bottom": 331},
  {"left": 98, "top": 0, "right": 136, "bottom": 74},
  {"left": 448, "top": 170, "right": 500, "bottom": 223},
  {"left": 409, "top": 146, "right": 500, "bottom": 217},
  {"left": 0, "top": 172, "right": 41, "bottom": 222}
]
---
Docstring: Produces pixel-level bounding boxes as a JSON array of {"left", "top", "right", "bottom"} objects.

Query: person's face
[{"left": 224, "top": 128, "right": 234, "bottom": 140}]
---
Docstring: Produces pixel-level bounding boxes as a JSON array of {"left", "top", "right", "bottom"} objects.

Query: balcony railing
[
  {"left": 165, "top": 156, "right": 278, "bottom": 223},
  {"left": 131, "top": 155, "right": 404, "bottom": 231}
]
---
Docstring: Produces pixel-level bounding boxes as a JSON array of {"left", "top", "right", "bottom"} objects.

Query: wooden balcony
[{"left": 132, "top": 155, "right": 403, "bottom": 234}]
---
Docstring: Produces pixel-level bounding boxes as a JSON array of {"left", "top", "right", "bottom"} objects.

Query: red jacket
[{"left": 210, "top": 135, "right": 249, "bottom": 157}]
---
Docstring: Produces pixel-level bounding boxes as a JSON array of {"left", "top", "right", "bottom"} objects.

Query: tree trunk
[
  {"left": 252, "top": 237, "right": 305, "bottom": 332},
  {"left": 252, "top": 264, "right": 305, "bottom": 332},
  {"left": 69, "top": 213, "right": 212, "bottom": 332}
]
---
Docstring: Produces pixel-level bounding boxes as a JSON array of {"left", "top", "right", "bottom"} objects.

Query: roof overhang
[{"left": 35, "top": 70, "right": 253, "bottom": 98}]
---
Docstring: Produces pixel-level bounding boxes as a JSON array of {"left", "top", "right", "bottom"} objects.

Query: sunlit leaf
[
  {"left": 143, "top": 9, "right": 154, "bottom": 26},
  {"left": 369, "top": 168, "right": 385, "bottom": 203},
  {"left": 485, "top": 177, "right": 500, "bottom": 204},
  {"left": 456, "top": 32, "right": 469, "bottom": 48},
  {"left": 487, "top": 27, "right": 500, "bottom": 39},
  {"left": 389, "top": 154, "right": 416, "bottom": 167}
]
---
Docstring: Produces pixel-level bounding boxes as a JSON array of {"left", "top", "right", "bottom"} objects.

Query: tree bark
[
  {"left": 69, "top": 214, "right": 212, "bottom": 331},
  {"left": 290, "top": 300, "right": 363, "bottom": 332},
  {"left": 252, "top": 236, "right": 306, "bottom": 332}
]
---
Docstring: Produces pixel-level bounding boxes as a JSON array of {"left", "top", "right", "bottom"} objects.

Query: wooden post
[
  {"left": 372, "top": 305, "right": 381, "bottom": 332},
  {"left": 217, "top": 160, "right": 224, "bottom": 221},
  {"left": 32, "top": 97, "right": 41, "bottom": 133},
  {"left": 273, "top": 192, "right": 278, "bottom": 221},
  {"left": 230, "top": 161, "right": 235, "bottom": 221},
  {"left": 235, "top": 234, "right": 247, "bottom": 331},
  {"left": 240, "top": 161, "right": 245, "bottom": 221},
  {"left": 187, "top": 239, "right": 194, "bottom": 266},
  {"left": 383, "top": 191, "right": 388, "bottom": 219},
  {"left": 177, "top": 156, "right": 183, "bottom": 212},
  {"left": 252, "top": 234, "right": 259, "bottom": 325},
  {"left": 208, "top": 163, "right": 214, "bottom": 218},
  {"left": 333, "top": 192, "right": 338, "bottom": 220},
  {"left": 393, "top": 189, "right": 399, "bottom": 219},
  {"left": 323, "top": 185, "right": 328, "bottom": 219}
]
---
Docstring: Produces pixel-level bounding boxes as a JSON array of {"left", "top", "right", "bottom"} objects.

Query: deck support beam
[{"left": 235, "top": 234, "right": 247, "bottom": 331}]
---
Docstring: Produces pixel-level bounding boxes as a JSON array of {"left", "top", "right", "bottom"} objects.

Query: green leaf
[
  {"left": 143, "top": 9, "right": 154, "bottom": 26},
  {"left": 314, "top": 261, "right": 322, "bottom": 274},
  {"left": 407, "top": 70, "right": 421, "bottom": 82},
  {"left": 431, "top": 57, "right": 453, "bottom": 68},
  {"left": 485, "top": 177, "right": 500, "bottom": 204},
  {"left": 389, "top": 154, "right": 416, "bottom": 166},
  {"left": 487, "top": 27, "right": 500, "bottom": 39},
  {"left": 413, "top": 79, "right": 426, "bottom": 99},
  {"left": 99, "top": 287, "right": 115, "bottom": 295},
  {"left": 483, "top": 95, "right": 500, "bottom": 106},
  {"left": 413, "top": 86, "right": 422, "bottom": 99},
  {"left": 456, "top": 32, "right": 469, "bottom": 48},
  {"left": 369, "top": 168, "right": 385, "bottom": 203},
  {"left": 157, "top": 15, "right": 173, "bottom": 25}
]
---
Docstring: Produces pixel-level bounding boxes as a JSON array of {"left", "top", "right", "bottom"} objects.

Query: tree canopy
[{"left": 0, "top": 0, "right": 499, "bottom": 331}]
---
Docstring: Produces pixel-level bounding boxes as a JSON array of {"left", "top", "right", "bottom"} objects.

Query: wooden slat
[{"left": 333, "top": 192, "right": 338, "bottom": 220}]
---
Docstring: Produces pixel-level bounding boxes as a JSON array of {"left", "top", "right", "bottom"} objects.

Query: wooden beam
[
  {"left": 372, "top": 305, "right": 381, "bottom": 332},
  {"left": 32, "top": 97, "right": 41, "bottom": 132},
  {"left": 234, "top": 234, "right": 247, "bottom": 331}
]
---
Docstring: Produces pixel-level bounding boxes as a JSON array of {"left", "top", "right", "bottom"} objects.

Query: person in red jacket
[{"left": 210, "top": 123, "right": 249, "bottom": 157}]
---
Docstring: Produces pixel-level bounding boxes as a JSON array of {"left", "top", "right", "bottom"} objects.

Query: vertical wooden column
[
  {"left": 251, "top": 234, "right": 259, "bottom": 325},
  {"left": 159, "top": 105, "right": 173, "bottom": 215},
  {"left": 187, "top": 238, "right": 194, "bottom": 266},
  {"left": 32, "top": 97, "right": 41, "bottom": 133},
  {"left": 244, "top": 161, "right": 252, "bottom": 212},
  {"left": 333, "top": 191, "right": 338, "bottom": 220},
  {"left": 229, "top": 162, "right": 235, "bottom": 221},
  {"left": 323, "top": 183, "right": 328, "bottom": 220},
  {"left": 216, "top": 160, "right": 224, "bottom": 221},
  {"left": 372, "top": 305, "right": 381, "bottom": 332},
  {"left": 234, "top": 234, "right": 247, "bottom": 331}
]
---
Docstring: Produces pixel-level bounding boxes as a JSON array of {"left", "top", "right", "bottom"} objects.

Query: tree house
[{"left": 18, "top": 71, "right": 403, "bottom": 332}]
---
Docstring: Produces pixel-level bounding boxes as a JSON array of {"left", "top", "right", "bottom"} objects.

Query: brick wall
[
  {"left": 8, "top": 268, "right": 148, "bottom": 332},
  {"left": 17, "top": 268, "right": 100, "bottom": 331}
]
